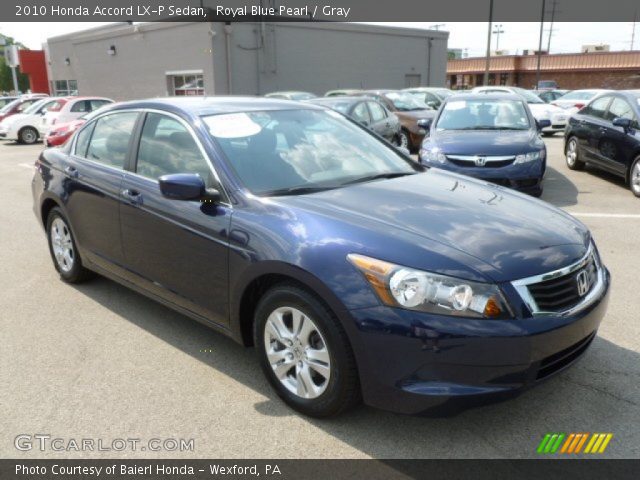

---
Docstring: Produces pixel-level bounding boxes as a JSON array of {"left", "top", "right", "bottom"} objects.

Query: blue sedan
[
  {"left": 419, "top": 93, "right": 551, "bottom": 196},
  {"left": 32, "top": 97, "right": 609, "bottom": 417}
]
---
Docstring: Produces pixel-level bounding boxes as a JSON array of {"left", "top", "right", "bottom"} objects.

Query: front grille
[
  {"left": 536, "top": 331, "right": 596, "bottom": 380},
  {"left": 527, "top": 254, "right": 597, "bottom": 312},
  {"left": 446, "top": 155, "right": 515, "bottom": 169}
]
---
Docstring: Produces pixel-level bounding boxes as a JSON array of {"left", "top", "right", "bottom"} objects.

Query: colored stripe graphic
[{"left": 539, "top": 433, "right": 613, "bottom": 454}]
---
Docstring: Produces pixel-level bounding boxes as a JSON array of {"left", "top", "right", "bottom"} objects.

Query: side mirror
[
  {"left": 159, "top": 173, "right": 217, "bottom": 201},
  {"left": 536, "top": 119, "right": 551, "bottom": 130},
  {"left": 612, "top": 117, "right": 632, "bottom": 132},
  {"left": 417, "top": 118, "right": 432, "bottom": 129},
  {"left": 426, "top": 101, "right": 438, "bottom": 109}
]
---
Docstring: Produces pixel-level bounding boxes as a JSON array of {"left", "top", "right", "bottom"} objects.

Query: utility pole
[
  {"left": 546, "top": 0, "right": 558, "bottom": 53},
  {"left": 536, "top": 0, "right": 546, "bottom": 90},
  {"left": 632, "top": 11, "right": 637, "bottom": 50},
  {"left": 483, "top": 0, "right": 494, "bottom": 86},
  {"left": 493, "top": 24, "right": 504, "bottom": 51},
  {"left": 429, "top": 24, "right": 445, "bottom": 31}
]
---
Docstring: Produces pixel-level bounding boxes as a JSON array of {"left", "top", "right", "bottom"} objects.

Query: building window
[
  {"left": 500, "top": 73, "right": 509, "bottom": 85},
  {"left": 54, "top": 80, "right": 78, "bottom": 96},
  {"left": 170, "top": 74, "right": 204, "bottom": 96}
]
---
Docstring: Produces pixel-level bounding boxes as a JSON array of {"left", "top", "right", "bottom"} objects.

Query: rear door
[
  {"left": 366, "top": 100, "right": 395, "bottom": 142},
  {"left": 64, "top": 111, "right": 140, "bottom": 272},
  {"left": 599, "top": 96, "right": 640, "bottom": 176},
  {"left": 573, "top": 95, "right": 613, "bottom": 164},
  {"left": 350, "top": 101, "right": 372, "bottom": 129},
  {"left": 119, "top": 111, "right": 231, "bottom": 325}
]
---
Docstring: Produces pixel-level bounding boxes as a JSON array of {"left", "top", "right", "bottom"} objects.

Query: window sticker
[{"left": 204, "top": 113, "right": 262, "bottom": 138}]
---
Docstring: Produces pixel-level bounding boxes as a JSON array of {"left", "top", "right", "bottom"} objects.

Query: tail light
[{"left": 574, "top": 103, "right": 585, "bottom": 110}]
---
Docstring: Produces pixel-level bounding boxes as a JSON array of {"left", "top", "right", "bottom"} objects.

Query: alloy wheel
[
  {"left": 632, "top": 161, "right": 640, "bottom": 196},
  {"left": 566, "top": 139, "right": 577, "bottom": 166},
  {"left": 398, "top": 132, "right": 409, "bottom": 150},
  {"left": 50, "top": 217, "right": 75, "bottom": 272},
  {"left": 263, "top": 306, "right": 331, "bottom": 399},
  {"left": 20, "top": 128, "right": 37, "bottom": 144}
]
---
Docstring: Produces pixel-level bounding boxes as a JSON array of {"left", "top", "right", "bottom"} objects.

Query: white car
[
  {"left": 471, "top": 86, "right": 569, "bottom": 136},
  {"left": 0, "top": 97, "right": 63, "bottom": 144},
  {"left": 551, "top": 89, "right": 612, "bottom": 115},
  {"left": 41, "top": 96, "right": 113, "bottom": 135}
]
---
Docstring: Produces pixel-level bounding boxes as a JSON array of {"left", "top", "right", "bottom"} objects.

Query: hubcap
[
  {"left": 263, "top": 306, "right": 331, "bottom": 399},
  {"left": 22, "top": 129, "right": 36, "bottom": 143},
  {"left": 567, "top": 140, "right": 577, "bottom": 166},
  {"left": 632, "top": 162, "right": 640, "bottom": 195},
  {"left": 399, "top": 133, "right": 409, "bottom": 149},
  {"left": 50, "top": 217, "right": 74, "bottom": 272}
]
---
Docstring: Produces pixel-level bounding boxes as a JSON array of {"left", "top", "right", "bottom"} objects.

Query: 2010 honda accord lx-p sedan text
[{"left": 32, "top": 97, "right": 610, "bottom": 417}]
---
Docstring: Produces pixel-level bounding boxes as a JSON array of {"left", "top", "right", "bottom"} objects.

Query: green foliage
[{"left": 0, "top": 33, "right": 31, "bottom": 93}]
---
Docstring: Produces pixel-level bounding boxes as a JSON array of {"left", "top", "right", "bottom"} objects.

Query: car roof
[
  {"left": 104, "top": 96, "right": 325, "bottom": 116},
  {"left": 447, "top": 92, "right": 523, "bottom": 101},
  {"left": 308, "top": 96, "right": 366, "bottom": 104},
  {"left": 266, "top": 91, "right": 313, "bottom": 95}
]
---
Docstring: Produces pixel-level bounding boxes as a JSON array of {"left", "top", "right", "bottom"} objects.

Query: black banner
[
  {"left": 2, "top": 459, "right": 640, "bottom": 480},
  {"left": 3, "top": 0, "right": 640, "bottom": 22}
]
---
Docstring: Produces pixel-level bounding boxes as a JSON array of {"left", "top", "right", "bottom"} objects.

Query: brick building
[{"left": 447, "top": 50, "right": 640, "bottom": 90}]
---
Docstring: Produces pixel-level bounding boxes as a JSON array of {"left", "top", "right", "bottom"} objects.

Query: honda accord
[{"left": 32, "top": 97, "right": 610, "bottom": 417}]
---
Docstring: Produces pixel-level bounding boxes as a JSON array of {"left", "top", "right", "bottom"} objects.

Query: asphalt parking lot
[{"left": 1, "top": 136, "right": 639, "bottom": 459}]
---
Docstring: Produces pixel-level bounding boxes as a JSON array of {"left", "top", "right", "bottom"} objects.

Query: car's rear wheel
[
  {"left": 18, "top": 127, "right": 38, "bottom": 145},
  {"left": 630, "top": 157, "right": 640, "bottom": 198},
  {"left": 397, "top": 130, "right": 409, "bottom": 150},
  {"left": 566, "top": 137, "right": 585, "bottom": 170},
  {"left": 46, "top": 207, "right": 94, "bottom": 283},
  {"left": 254, "top": 283, "right": 360, "bottom": 417}
]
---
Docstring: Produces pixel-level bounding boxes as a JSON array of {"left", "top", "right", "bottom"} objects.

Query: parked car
[
  {"left": 0, "top": 96, "right": 17, "bottom": 108},
  {"left": 403, "top": 87, "right": 453, "bottom": 110},
  {"left": 41, "top": 96, "right": 113, "bottom": 135},
  {"left": 0, "top": 95, "right": 49, "bottom": 123},
  {"left": 324, "top": 89, "right": 363, "bottom": 97},
  {"left": 306, "top": 96, "right": 402, "bottom": 144},
  {"left": 552, "top": 89, "right": 612, "bottom": 114},
  {"left": 564, "top": 90, "right": 640, "bottom": 197},
  {"left": 535, "top": 89, "right": 570, "bottom": 103},
  {"left": 33, "top": 97, "right": 609, "bottom": 417},
  {"left": 537, "top": 80, "right": 558, "bottom": 90},
  {"left": 0, "top": 97, "right": 66, "bottom": 144},
  {"left": 418, "top": 93, "right": 550, "bottom": 196},
  {"left": 265, "top": 91, "right": 317, "bottom": 101},
  {"left": 44, "top": 105, "right": 111, "bottom": 147},
  {"left": 472, "top": 86, "right": 568, "bottom": 136},
  {"left": 362, "top": 90, "right": 436, "bottom": 151}
]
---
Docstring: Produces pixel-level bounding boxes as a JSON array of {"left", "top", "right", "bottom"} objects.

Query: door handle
[
  {"left": 122, "top": 189, "right": 143, "bottom": 205},
  {"left": 64, "top": 166, "right": 78, "bottom": 178}
]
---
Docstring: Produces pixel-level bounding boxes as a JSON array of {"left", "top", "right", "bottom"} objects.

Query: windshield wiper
[
  {"left": 262, "top": 185, "right": 336, "bottom": 197},
  {"left": 340, "top": 171, "right": 415, "bottom": 186}
]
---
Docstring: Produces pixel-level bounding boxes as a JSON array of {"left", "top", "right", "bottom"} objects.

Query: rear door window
[
  {"left": 368, "top": 101, "right": 388, "bottom": 122},
  {"left": 352, "top": 102, "right": 372, "bottom": 125},
  {"left": 70, "top": 100, "right": 90, "bottom": 113},
  {"left": 582, "top": 96, "right": 612, "bottom": 119},
  {"left": 85, "top": 112, "right": 139, "bottom": 169}
]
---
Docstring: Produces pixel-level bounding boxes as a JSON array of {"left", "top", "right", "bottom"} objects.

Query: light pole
[
  {"left": 536, "top": 0, "right": 546, "bottom": 90},
  {"left": 483, "top": 0, "right": 494, "bottom": 86},
  {"left": 493, "top": 24, "right": 504, "bottom": 51}
]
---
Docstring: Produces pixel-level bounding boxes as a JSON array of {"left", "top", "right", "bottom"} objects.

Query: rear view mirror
[
  {"left": 159, "top": 173, "right": 211, "bottom": 201},
  {"left": 536, "top": 119, "right": 551, "bottom": 130},
  {"left": 612, "top": 117, "right": 632, "bottom": 132}
]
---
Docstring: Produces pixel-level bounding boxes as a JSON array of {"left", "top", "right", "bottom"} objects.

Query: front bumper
[
  {"left": 347, "top": 268, "right": 610, "bottom": 415},
  {"left": 422, "top": 159, "right": 544, "bottom": 195},
  {"left": 540, "top": 113, "right": 568, "bottom": 133}
]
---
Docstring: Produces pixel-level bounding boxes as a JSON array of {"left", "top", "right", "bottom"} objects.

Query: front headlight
[
  {"left": 514, "top": 150, "right": 545, "bottom": 164},
  {"left": 347, "top": 254, "right": 512, "bottom": 319},
  {"left": 419, "top": 145, "right": 446, "bottom": 164}
]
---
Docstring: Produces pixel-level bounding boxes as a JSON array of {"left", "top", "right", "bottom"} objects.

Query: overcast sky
[{"left": 0, "top": 22, "right": 638, "bottom": 56}]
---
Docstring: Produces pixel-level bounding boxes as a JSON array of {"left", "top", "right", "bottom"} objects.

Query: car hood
[
  {"left": 280, "top": 170, "right": 589, "bottom": 282},
  {"left": 429, "top": 129, "right": 540, "bottom": 156},
  {"left": 528, "top": 103, "right": 565, "bottom": 118},
  {"left": 0, "top": 112, "right": 28, "bottom": 127}
]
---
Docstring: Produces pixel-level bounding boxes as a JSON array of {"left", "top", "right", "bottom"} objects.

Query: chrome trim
[
  {"left": 511, "top": 243, "right": 605, "bottom": 317},
  {"left": 446, "top": 155, "right": 515, "bottom": 162}
]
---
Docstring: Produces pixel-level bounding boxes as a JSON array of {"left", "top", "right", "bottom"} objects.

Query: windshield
[
  {"left": 385, "top": 92, "right": 430, "bottom": 111},
  {"left": 0, "top": 98, "right": 21, "bottom": 114},
  {"left": 203, "top": 109, "right": 418, "bottom": 195},
  {"left": 436, "top": 99, "right": 531, "bottom": 131},
  {"left": 558, "top": 90, "right": 599, "bottom": 101},
  {"left": 512, "top": 87, "right": 545, "bottom": 104},
  {"left": 23, "top": 99, "right": 54, "bottom": 115}
]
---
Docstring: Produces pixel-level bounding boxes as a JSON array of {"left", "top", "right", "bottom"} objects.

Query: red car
[
  {"left": 45, "top": 117, "right": 86, "bottom": 147},
  {"left": 0, "top": 95, "right": 48, "bottom": 123}
]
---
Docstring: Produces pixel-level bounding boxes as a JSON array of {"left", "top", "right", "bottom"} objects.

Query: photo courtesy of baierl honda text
[{"left": 0, "top": 1, "right": 639, "bottom": 479}]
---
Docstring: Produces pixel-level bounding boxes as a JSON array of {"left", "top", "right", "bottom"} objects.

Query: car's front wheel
[
  {"left": 630, "top": 156, "right": 640, "bottom": 198},
  {"left": 397, "top": 129, "right": 410, "bottom": 151},
  {"left": 46, "top": 207, "right": 94, "bottom": 283},
  {"left": 18, "top": 126, "right": 38, "bottom": 145},
  {"left": 254, "top": 283, "right": 360, "bottom": 417},
  {"left": 565, "top": 137, "right": 585, "bottom": 170}
]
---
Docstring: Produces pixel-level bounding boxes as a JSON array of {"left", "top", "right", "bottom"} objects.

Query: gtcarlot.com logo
[
  {"left": 15, "top": 434, "right": 195, "bottom": 453},
  {"left": 537, "top": 433, "right": 613, "bottom": 454}
]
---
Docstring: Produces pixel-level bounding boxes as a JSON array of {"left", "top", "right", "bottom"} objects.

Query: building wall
[
  {"left": 47, "top": 22, "right": 448, "bottom": 100},
  {"left": 17, "top": 50, "right": 49, "bottom": 94},
  {"left": 516, "top": 71, "right": 640, "bottom": 90}
]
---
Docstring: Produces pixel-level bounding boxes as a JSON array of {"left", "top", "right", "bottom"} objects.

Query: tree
[{"left": 0, "top": 33, "right": 30, "bottom": 93}]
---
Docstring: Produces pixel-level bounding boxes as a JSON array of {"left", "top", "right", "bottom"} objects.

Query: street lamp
[{"left": 493, "top": 23, "right": 505, "bottom": 51}]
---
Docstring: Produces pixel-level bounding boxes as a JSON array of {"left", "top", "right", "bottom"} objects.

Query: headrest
[{"left": 247, "top": 129, "right": 277, "bottom": 156}]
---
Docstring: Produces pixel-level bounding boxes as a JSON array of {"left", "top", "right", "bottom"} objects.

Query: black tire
[
  {"left": 630, "top": 156, "right": 640, "bottom": 198},
  {"left": 46, "top": 207, "right": 94, "bottom": 283},
  {"left": 565, "top": 137, "right": 585, "bottom": 170},
  {"left": 253, "top": 283, "right": 360, "bottom": 417},
  {"left": 18, "top": 126, "right": 38, "bottom": 145}
]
